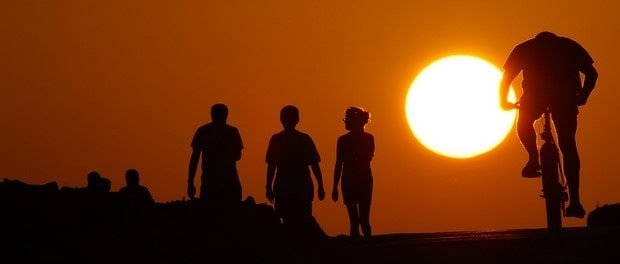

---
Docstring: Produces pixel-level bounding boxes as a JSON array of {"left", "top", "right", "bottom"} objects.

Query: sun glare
[{"left": 405, "top": 55, "right": 517, "bottom": 159}]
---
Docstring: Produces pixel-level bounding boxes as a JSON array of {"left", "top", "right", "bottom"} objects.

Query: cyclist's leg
[
  {"left": 552, "top": 108, "right": 582, "bottom": 207},
  {"left": 516, "top": 105, "right": 544, "bottom": 176}
]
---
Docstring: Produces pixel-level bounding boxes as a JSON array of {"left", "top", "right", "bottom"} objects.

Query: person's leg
[
  {"left": 231, "top": 173, "right": 242, "bottom": 204},
  {"left": 287, "top": 200, "right": 315, "bottom": 237},
  {"left": 199, "top": 175, "right": 208, "bottom": 201},
  {"left": 516, "top": 107, "right": 543, "bottom": 177},
  {"left": 552, "top": 108, "right": 584, "bottom": 217},
  {"left": 359, "top": 199, "right": 372, "bottom": 237},
  {"left": 345, "top": 203, "right": 360, "bottom": 238},
  {"left": 273, "top": 198, "right": 287, "bottom": 225}
]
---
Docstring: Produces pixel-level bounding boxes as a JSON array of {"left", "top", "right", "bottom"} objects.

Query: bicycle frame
[{"left": 539, "top": 109, "right": 568, "bottom": 232}]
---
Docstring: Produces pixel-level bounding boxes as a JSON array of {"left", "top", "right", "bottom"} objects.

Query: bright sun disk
[{"left": 405, "top": 55, "right": 517, "bottom": 159}]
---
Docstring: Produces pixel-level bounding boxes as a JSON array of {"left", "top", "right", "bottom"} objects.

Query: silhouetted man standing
[
  {"left": 500, "top": 31, "right": 598, "bottom": 218},
  {"left": 188, "top": 104, "right": 243, "bottom": 208},
  {"left": 265, "top": 105, "right": 325, "bottom": 230}
]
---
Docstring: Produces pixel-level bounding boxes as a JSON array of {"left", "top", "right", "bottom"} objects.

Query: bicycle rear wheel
[{"left": 540, "top": 141, "right": 562, "bottom": 232}]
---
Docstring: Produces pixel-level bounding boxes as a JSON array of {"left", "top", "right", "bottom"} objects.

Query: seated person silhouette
[
  {"left": 78, "top": 171, "right": 113, "bottom": 219},
  {"left": 87, "top": 171, "right": 108, "bottom": 193},
  {"left": 86, "top": 171, "right": 111, "bottom": 200},
  {"left": 118, "top": 169, "right": 155, "bottom": 208},
  {"left": 58, "top": 171, "right": 109, "bottom": 194}
]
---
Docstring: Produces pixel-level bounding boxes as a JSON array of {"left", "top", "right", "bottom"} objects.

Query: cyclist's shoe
[
  {"left": 521, "top": 161, "right": 541, "bottom": 178},
  {"left": 565, "top": 203, "right": 586, "bottom": 218}
]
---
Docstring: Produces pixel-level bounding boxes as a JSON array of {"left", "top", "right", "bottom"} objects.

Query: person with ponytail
[{"left": 332, "top": 106, "right": 375, "bottom": 238}]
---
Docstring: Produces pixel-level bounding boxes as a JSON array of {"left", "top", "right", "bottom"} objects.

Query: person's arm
[
  {"left": 368, "top": 134, "right": 375, "bottom": 161},
  {"left": 145, "top": 188, "right": 155, "bottom": 206},
  {"left": 332, "top": 140, "right": 343, "bottom": 202},
  {"left": 577, "top": 64, "right": 598, "bottom": 105},
  {"left": 332, "top": 160, "right": 342, "bottom": 202},
  {"left": 188, "top": 148, "right": 200, "bottom": 200},
  {"left": 234, "top": 128, "right": 243, "bottom": 161},
  {"left": 311, "top": 162, "right": 325, "bottom": 201},
  {"left": 499, "top": 68, "right": 520, "bottom": 110},
  {"left": 266, "top": 164, "right": 276, "bottom": 203}
]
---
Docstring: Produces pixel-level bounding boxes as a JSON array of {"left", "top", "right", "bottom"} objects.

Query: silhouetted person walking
[
  {"left": 500, "top": 31, "right": 598, "bottom": 218},
  {"left": 265, "top": 105, "right": 326, "bottom": 230},
  {"left": 188, "top": 103, "right": 243, "bottom": 208},
  {"left": 119, "top": 169, "right": 155, "bottom": 208},
  {"left": 332, "top": 107, "right": 375, "bottom": 238}
]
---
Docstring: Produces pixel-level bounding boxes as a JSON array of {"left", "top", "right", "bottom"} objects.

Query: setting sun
[{"left": 406, "top": 55, "right": 517, "bottom": 159}]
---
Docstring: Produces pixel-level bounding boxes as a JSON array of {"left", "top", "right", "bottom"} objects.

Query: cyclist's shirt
[{"left": 503, "top": 35, "right": 593, "bottom": 108}]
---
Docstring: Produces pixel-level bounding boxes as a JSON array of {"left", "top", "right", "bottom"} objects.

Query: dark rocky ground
[{"left": 2, "top": 178, "right": 620, "bottom": 264}]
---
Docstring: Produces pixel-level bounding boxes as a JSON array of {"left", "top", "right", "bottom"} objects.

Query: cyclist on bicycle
[{"left": 499, "top": 31, "right": 598, "bottom": 218}]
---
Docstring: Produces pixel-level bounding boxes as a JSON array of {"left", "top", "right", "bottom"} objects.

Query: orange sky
[{"left": 1, "top": 1, "right": 619, "bottom": 236}]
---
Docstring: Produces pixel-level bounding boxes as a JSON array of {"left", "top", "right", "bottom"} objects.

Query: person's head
[
  {"left": 211, "top": 103, "right": 228, "bottom": 124},
  {"left": 344, "top": 106, "right": 370, "bottom": 131},
  {"left": 125, "top": 169, "right": 140, "bottom": 187},
  {"left": 100, "top": 178, "right": 111, "bottom": 192},
  {"left": 87, "top": 171, "right": 102, "bottom": 189},
  {"left": 280, "top": 105, "right": 299, "bottom": 130},
  {"left": 535, "top": 31, "right": 558, "bottom": 42}
]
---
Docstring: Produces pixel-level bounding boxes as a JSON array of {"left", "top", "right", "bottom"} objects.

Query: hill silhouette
[
  {"left": 2, "top": 177, "right": 620, "bottom": 264},
  {"left": 0, "top": 178, "right": 329, "bottom": 263}
]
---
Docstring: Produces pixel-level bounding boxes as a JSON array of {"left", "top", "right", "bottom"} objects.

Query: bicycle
[
  {"left": 512, "top": 102, "right": 569, "bottom": 231},
  {"left": 537, "top": 107, "right": 569, "bottom": 232}
]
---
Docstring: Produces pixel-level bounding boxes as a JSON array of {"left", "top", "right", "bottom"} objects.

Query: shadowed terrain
[{"left": 1, "top": 178, "right": 619, "bottom": 264}]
